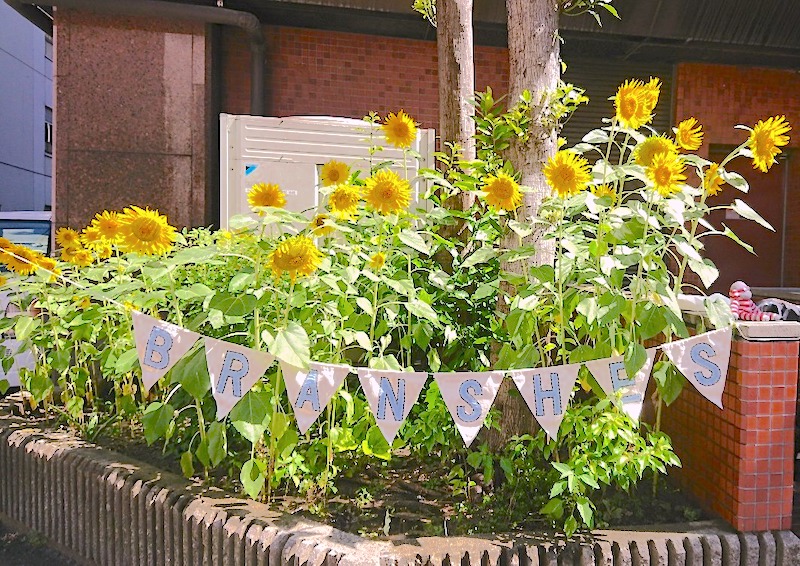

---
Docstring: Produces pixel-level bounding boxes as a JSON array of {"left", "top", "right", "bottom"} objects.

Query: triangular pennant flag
[
  {"left": 433, "top": 371, "right": 504, "bottom": 447},
  {"left": 511, "top": 363, "right": 581, "bottom": 441},
  {"left": 585, "top": 349, "right": 656, "bottom": 421},
  {"left": 205, "top": 337, "right": 275, "bottom": 420},
  {"left": 357, "top": 368, "right": 428, "bottom": 444},
  {"left": 281, "top": 361, "right": 351, "bottom": 434},
  {"left": 131, "top": 311, "right": 201, "bottom": 392},
  {"left": 660, "top": 327, "right": 732, "bottom": 409}
]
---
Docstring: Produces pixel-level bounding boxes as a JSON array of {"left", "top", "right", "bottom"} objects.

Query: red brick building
[{"left": 7, "top": 0, "right": 800, "bottom": 287}]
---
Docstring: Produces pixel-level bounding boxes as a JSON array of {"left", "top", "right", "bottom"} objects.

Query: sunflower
[
  {"left": 70, "top": 249, "right": 94, "bottom": 267},
  {"left": 55, "top": 227, "right": 81, "bottom": 250},
  {"left": 0, "top": 276, "right": 6, "bottom": 287},
  {"left": 614, "top": 79, "right": 654, "bottom": 130},
  {"left": 310, "top": 214, "right": 335, "bottom": 236},
  {"left": 674, "top": 117, "right": 704, "bottom": 151},
  {"left": 364, "top": 170, "right": 411, "bottom": 214},
  {"left": 60, "top": 246, "right": 79, "bottom": 262},
  {"left": 5, "top": 246, "right": 38, "bottom": 276},
  {"left": 633, "top": 135, "right": 678, "bottom": 167},
  {"left": 328, "top": 184, "right": 361, "bottom": 218},
  {"left": 36, "top": 256, "right": 58, "bottom": 273},
  {"left": 80, "top": 225, "right": 105, "bottom": 250},
  {"left": 320, "top": 160, "right": 350, "bottom": 187},
  {"left": 118, "top": 206, "right": 176, "bottom": 256},
  {"left": 268, "top": 235, "right": 322, "bottom": 282},
  {"left": 89, "top": 210, "right": 124, "bottom": 243},
  {"left": 647, "top": 153, "right": 687, "bottom": 197},
  {"left": 590, "top": 184, "right": 615, "bottom": 198},
  {"left": 703, "top": 163, "right": 725, "bottom": 197},
  {"left": 544, "top": 150, "right": 592, "bottom": 198},
  {"left": 749, "top": 115, "right": 791, "bottom": 173},
  {"left": 369, "top": 252, "right": 386, "bottom": 270},
  {"left": 382, "top": 110, "right": 417, "bottom": 149},
  {"left": 643, "top": 77, "right": 661, "bottom": 109},
  {"left": 247, "top": 183, "right": 286, "bottom": 213},
  {"left": 481, "top": 172, "right": 522, "bottom": 210},
  {"left": 95, "top": 243, "right": 114, "bottom": 260}
]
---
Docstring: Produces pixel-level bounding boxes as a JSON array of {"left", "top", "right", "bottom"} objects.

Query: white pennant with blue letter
[
  {"left": 357, "top": 368, "right": 428, "bottom": 444},
  {"left": 205, "top": 337, "right": 275, "bottom": 420},
  {"left": 585, "top": 349, "right": 656, "bottom": 422},
  {"left": 131, "top": 311, "right": 201, "bottom": 392},
  {"left": 660, "top": 328, "right": 732, "bottom": 409},
  {"left": 434, "top": 371, "right": 504, "bottom": 447},
  {"left": 281, "top": 361, "right": 351, "bottom": 434},
  {"left": 511, "top": 363, "right": 580, "bottom": 441}
]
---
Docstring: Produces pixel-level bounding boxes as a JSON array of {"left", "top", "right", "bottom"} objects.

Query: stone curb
[{"left": 0, "top": 396, "right": 799, "bottom": 565}]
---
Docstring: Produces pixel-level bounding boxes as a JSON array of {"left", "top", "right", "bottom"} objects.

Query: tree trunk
[{"left": 488, "top": 0, "right": 561, "bottom": 450}]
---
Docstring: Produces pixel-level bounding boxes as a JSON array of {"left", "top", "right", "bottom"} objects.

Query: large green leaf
[
  {"left": 170, "top": 346, "right": 211, "bottom": 399},
  {"left": 652, "top": 360, "right": 685, "bottom": 406},
  {"left": 361, "top": 425, "right": 392, "bottom": 460},
  {"left": 270, "top": 321, "right": 310, "bottom": 368},
  {"left": 624, "top": 342, "right": 647, "bottom": 381},
  {"left": 142, "top": 402, "right": 174, "bottom": 445},
  {"left": 635, "top": 303, "right": 667, "bottom": 341},
  {"left": 229, "top": 389, "right": 271, "bottom": 444},
  {"left": 461, "top": 246, "right": 496, "bottom": 269},
  {"left": 208, "top": 291, "right": 258, "bottom": 317},
  {"left": 731, "top": 199, "right": 774, "bottom": 231},
  {"left": 398, "top": 229, "right": 430, "bottom": 255},
  {"left": 206, "top": 421, "right": 227, "bottom": 467},
  {"left": 240, "top": 458, "right": 266, "bottom": 499},
  {"left": 407, "top": 299, "right": 439, "bottom": 325},
  {"left": 114, "top": 348, "right": 140, "bottom": 374}
]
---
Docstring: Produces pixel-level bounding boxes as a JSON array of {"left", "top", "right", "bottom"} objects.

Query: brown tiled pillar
[{"left": 663, "top": 322, "right": 800, "bottom": 531}]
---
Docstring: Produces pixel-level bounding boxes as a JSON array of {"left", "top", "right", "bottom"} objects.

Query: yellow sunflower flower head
[
  {"left": 544, "top": 150, "right": 592, "bottom": 198},
  {"left": 748, "top": 115, "right": 791, "bottom": 173},
  {"left": 0, "top": 275, "right": 6, "bottom": 287},
  {"left": 5, "top": 246, "right": 39, "bottom": 276},
  {"left": 36, "top": 256, "right": 58, "bottom": 273},
  {"left": 643, "top": 77, "right": 661, "bottom": 110},
  {"left": 55, "top": 227, "right": 81, "bottom": 250},
  {"left": 382, "top": 110, "right": 418, "bottom": 149},
  {"left": 89, "top": 210, "right": 124, "bottom": 243},
  {"left": 634, "top": 135, "right": 678, "bottom": 167},
  {"left": 118, "top": 206, "right": 176, "bottom": 256},
  {"left": 482, "top": 171, "right": 522, "bottom": 211},
  {"left": 95, "top": 243, "right": 114, "bottom": 260},
  {"left": 70, "top": 248, "right": 94, "bottom": 267},
  {"left": 590, "top": 184, "right": 615, "bottom": 198},
  {"left": 328, "top": 183, "right": 361, "bottom": 219},
  {"left": 364, "top": 169, "right": 411, "bottom": 214},
  {"left": 369, "top": 252, "right": 387, "bottom": 270},
  {"left": 647, "top": 152, "right": 687, "bottom": 197},
  {"left": 320, "top": 160, "right": 350, "bottom": 187},
  {"left": 268, "top": 235, "right": 322, "bottom": 282},
  {"left": 310, "top": 214, "right": 335, "bottom": 237},
  {"left": 614, "top": 79, "right": 654, "bottom": 130},
  {"left": 674, "top": 117, "right": 704, "bottom": 151},
  {"left": 80, "top": 225, "right": 106, "bottom": 250},
  {"left": 60, "top": 246, "right": 80, "bottom": 263},
  {"left": 247, "top": 183, "right": 287, "bottom": 214},
  {"left": 703, "top": 163, "right": 725, "bottom": 197}
]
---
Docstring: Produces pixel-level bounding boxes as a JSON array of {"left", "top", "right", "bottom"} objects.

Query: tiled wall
[{"left": 663, "top": 338, "right": 799, "bottom": 531}]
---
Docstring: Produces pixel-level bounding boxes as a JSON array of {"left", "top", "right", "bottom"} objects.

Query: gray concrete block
[
  {"left": 740, "top": 533, "right": 760, "bottom": 566},
  {"left": 775, "top": 531, "right": 800, "bottom": 566},
  {"left": 666, "top": 537, "right": 686, "bottom": 566},
  {"left": 684, "top": 537, "right": 703, "bottom": 566},
  {"left": 648, "top": 539, "right": 669, "bottom": 566},
  {"left": 757, "top": 532, "right": 776, "bottom": 566},
  {"left": 612, "top": 540, "right": 633, "bottom": 566},
  {"left": 718, "top": 533, "right": 740, "bottom": 566},
  {"left": 700, "top": 535, "right": 721, "bottom": 566},
  {"left": 593, "top": 540, "right": 613, "bottom": 566}
]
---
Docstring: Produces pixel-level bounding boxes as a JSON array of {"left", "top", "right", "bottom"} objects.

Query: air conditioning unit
[{"left": 219, "top": 114, "right": 435, "bottom": 228}]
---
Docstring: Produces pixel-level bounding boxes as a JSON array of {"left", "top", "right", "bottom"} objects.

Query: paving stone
[
  {"left": 612, "top": 541, "right": 632, "bottom": 566},
  {"left": 775, "top": 531, "right": 800, "bottom": 566},
  {"left": 648, "top": 539, "right": 669, "bottom": 566},
  {"left": 718, "top": 532, "right": 740, "bottom": 566},
  {"left": 700, "top": 535, "right": 722, "bottom": 566},
  {"left": 593, "top": 540, "right": 613, "bottom": 566},
  {"left": 740, "top": 533, "right": 760, "bottom": 566},
  {"left": 666, "top": 538, "right": 686, "bottom": 566},
  {"left": 757, "top": 532, "right": 776, "bottom": 566},
  {"left": 683, "top": 536, "right": 703, "bottom": 565}
]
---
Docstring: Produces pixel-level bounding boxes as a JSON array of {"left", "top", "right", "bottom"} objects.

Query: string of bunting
[{"left": 132, "top": 311, "right": 733, "bottom": 447}]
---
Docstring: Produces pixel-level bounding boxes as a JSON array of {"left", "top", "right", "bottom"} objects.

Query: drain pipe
[{"left": 4, "top": 0, "right": 265, "bottom": 115}]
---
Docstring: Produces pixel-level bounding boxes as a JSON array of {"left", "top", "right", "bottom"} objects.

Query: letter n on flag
[
  {"left": 357, "top": 368, "right": 427, "bottom": 444},
  {"left": 205, "top": 338, "right": 275, "bottom": 420},
  {"left": 660, "top": 327, "right": 732, "bottom": 409},
  {"left": 433, "top": 371, "right": 504, "bottom": 447},
  {"left": 131, "top": 311, "right": 200, "bottom": 392},
  {"left": 510, "top": 363, "right": 580, "bottom": 441},
  {"left": 281, "top": 361, "right": 350, "bottom": 434}
]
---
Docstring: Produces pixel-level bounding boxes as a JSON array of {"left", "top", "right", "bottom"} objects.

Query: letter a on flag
[
  {"left": 511, "top": 363, "right": 580, "bottom": 441},
  {"left": 281, "top": 361, "right": 351, "bottom": 434},
  {"left": 585, "top": 349, "right": 656, "bottom": 422},
  {"left": 132, "top": 311, "right": 200, "bottom": 392},
  {"left": 205, "top": 337, "right": 275, "bottom": 420},
  {"left": 660, "top": 327, "right": 732, "bottom": 409},
  {"left": 433, "top": 371, "right": 504, "bottom": 447},
  {"left": 357, "top": 368, "right": 427, "bottom": 444}
]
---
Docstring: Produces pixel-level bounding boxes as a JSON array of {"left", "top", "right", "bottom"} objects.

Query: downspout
[{"left": 4, "top": 0, "right": 265, "bottom": 115}]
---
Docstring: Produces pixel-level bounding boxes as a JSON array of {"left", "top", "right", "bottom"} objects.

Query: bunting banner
[
  {"left": 660, "top": 327, "right": 732, "bottom": 409},
  {"left": 511, "top": 363, "right": 581, "bottom": 441},
  {"left": 205, "top": 337, "right": 275, "bottom": 420},
  {"left": 585, "top": 349, "right": 657, "bottom": 422},
  {"left": 281, "top": 361, "right": 351, "bottom": 434},
  {"left": 131, "top": 311, "right": 201, "bottom": 392},
  {"left": 357, "top": 368, "right": 428, "bottom": 444},
  {"left": 434, "top": 371, "right": 504, "bottom": 447}
]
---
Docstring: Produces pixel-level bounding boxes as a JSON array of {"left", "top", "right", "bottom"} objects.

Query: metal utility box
[{"left": 219, "top": 114, "right": 435, "bottom": 228}]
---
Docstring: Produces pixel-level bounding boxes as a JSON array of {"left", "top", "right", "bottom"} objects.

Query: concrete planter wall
[{"left": 1, "top": 396, "right": 799, "bottom": 565}]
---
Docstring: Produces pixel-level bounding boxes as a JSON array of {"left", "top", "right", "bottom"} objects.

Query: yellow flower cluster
[
  {"left": 614, "top": 77, "right": 661, "bottom": 130},
  {"left": 748, "top": 115, "right": 791, "bottom": 173},
  {"left": 0, "top": 237, "right": 57, "bottom": 278},
  {"left": 544, "top": 150, "right": 592, "bottom": 198}
]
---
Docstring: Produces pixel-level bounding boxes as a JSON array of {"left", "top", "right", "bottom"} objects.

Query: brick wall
[{"left": 662, "top": 337, "right": 799, "bottom": 531}]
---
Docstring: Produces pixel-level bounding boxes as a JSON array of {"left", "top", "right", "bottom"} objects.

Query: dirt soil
[{"left": 0, "top": 522, "right": 79, "bottom": 566}]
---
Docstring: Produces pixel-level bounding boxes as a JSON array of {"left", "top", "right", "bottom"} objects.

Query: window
[
  {"left": 44, "top": 106, "right": 52, "bottom": 156},
  {"left": 45, "top": 35, "right": 52, "bottom": 61}
]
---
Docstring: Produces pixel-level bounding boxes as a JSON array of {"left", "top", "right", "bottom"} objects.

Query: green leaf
[
  {"left": 466, "top": 452, "right": 483, "bottom": 469},
  {"left": 361, "top": 425, "right": 392, "bottom": 460},
  {"left": 508, "top": 220, "right": 534, "bottom": 238},
  {"left": 652, "top": 360, "right": 685, "bottom": 406},
  {"left": 576, "top": 297, "right": 598, "bottom": 323},
  {"left": 407, "top": 299, "right": 439, "bottom": 325},
  {"left": 398, "top": 229, "right": 430, "bottom": 255},
  {"left": 721, "top": 224, "right": 755, "bottom": 254},
  {"left": 172, "top": 246, "right": 218, "bottom": 265},
  {"left": 355, "top": 297, "right": 374, "bottom": 317},
  {"left": 228, "top": 272, "right": 255, "bottom": 293},
  {"left": 461, "top": 246, "right": 496, "bottom": 269},
  {"left": 141, "top": 402, "right": 174, "bottom": 445},
  {"left": 13, "top": 316, "right": 39, "bottom": 342},
  {"left": 271, "top": 412, "right": 289, "bottom": 440},
  {"left": 329, "top": 426, "right": 359, "bottom": 452},
  {"left": 473, "top": 282, "right": 498, "bottom": 301},
  {"left": 240, "top": 458, "right": 266, "bottom": 499},
  {"left": 206, "top": 421, "right": 227, "bottom": 467},
  {"left": 170, "top": 346, "right": 211, "bottom": 399},
  {"left": 624, "top": 343, "right": 647, "bottom": 380},
  {"left": 229, "top": 389, "right": 271, "bottom": 444},
  {"left": 270, "top": 322, "right": 310, "bottom": 368},
  {"left": 114, "top": 348, "right": 140, "bottom": 374},
  {"left": 705, "top": 295, "right": 735, "bottom": 329},
  {"left": 720, "top": 169, "right": 748, "bottom": 193},
  {"left": 731, "top": 199, "right": 774, "bottom": 231},
  {"left": 208, "top": 292, "right": 258, "bottom": 317},
  {"left": 688, "top": 258, "right": 719, "bottom": 289},
  {"left": 635, "top": 303, "right": 667, "bottom": 341},
  {"left": 0, "top": 379, "right": 8, "bottom": 395},
  {"left": 540, "top": 498, "right": 564, "bottom": 519},
  {"left": 180, "top": 451, "right": 194, "bottom": 478},
  {"left": 576, "top": 496, "right": 594, "bottom": 527},
  {"left": 277, "top": 428, "right": 298, "bottom": 457}
]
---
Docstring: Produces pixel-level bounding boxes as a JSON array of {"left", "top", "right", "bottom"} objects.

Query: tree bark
[{"left": 488, "top": 0, "right": 561, "bottom": 449}]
